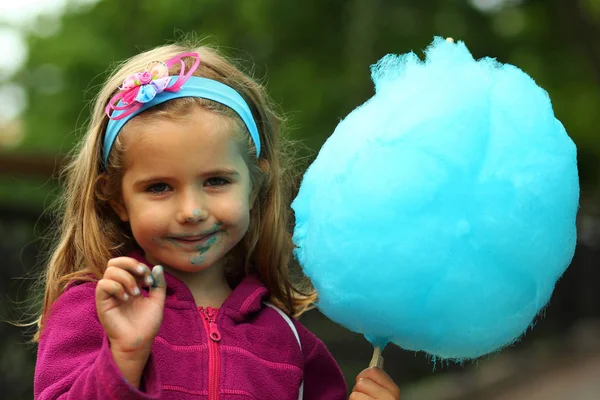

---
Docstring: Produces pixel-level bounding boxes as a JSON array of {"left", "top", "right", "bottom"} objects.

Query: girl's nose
[
  {"left": 181, "top": 207, "right": 208, "bottom": 224},
  {"left": 177, "top": 192, "right": 209, "bottom": 224}
]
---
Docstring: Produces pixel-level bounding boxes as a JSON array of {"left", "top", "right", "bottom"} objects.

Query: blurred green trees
[{"left": 3, "top": 0, "right": 599, "bottom": 203}]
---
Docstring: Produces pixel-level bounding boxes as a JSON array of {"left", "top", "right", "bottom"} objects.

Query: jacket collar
[{"left": 129, "top": 249, "right": 269, "bottom": 322}]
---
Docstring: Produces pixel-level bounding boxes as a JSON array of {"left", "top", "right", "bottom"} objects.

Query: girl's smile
[{"left": 166, "top": 231, "right": 220, "bottom": 248}]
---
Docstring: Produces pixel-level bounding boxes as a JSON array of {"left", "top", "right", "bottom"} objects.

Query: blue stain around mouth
[
  {"left": 165, "top": 237, "right": 182, "bottom": 247},
  {"left": 196, "top": 233, "right": 218, "bottom": 250},
  {"left": 191, "top": 255, "right": 204, "bottom": 265},
  {"left": 190, "top": 232, "right": 219, "bottom": 265}
]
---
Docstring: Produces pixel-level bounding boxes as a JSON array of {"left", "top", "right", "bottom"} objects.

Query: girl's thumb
[{"left": 148, "top": 265, "right": 167, "bottom": 304}]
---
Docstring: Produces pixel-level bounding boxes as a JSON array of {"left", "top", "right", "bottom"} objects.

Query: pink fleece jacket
[{"left": 34, "top": 253, "right": 347, "bottom": 399}]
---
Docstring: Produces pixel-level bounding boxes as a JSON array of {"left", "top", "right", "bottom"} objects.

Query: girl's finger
[
  {"left": 148, "top": 265, "right": 166, "bottom": 306},
  {"left": 97, "top": 278, "right": 129, "bottom": 302},
  {"left": 348, "top": 392, "right": 372, "bottom": 400},
  {"left": 107, "top": 257, "right": 153, "bottom": 285},
  {"left": 355, "top": 368, "right": 400, "bottom": 399},
  {"left": 103, "top": 266, "right": 141, "bottom": 297},
  {"left": 352, "top": 378, "right": 391, "bottom": 398}
]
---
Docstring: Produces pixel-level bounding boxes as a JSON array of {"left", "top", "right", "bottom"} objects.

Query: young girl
[{"left": 33, "top": 44, "right": 401, "bottom": 400}]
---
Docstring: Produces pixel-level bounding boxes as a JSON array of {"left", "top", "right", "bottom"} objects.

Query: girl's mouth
[{"left": 169, "top": 232, "right": 219, "bottom": 247}]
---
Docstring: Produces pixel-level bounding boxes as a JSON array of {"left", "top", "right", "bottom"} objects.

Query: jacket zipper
[{"left": 199, "top": 306, "right": 221, "bottom": 400}]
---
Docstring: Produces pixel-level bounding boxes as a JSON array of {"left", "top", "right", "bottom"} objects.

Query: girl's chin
[
  {"left": 160, "top": 258, "right": 217, "bottom": 273},
  {"left": 143, "top": 248, "right": 227, "bottom": 271}
]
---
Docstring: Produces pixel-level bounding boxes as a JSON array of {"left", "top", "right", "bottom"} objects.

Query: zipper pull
[
  {"left": 200, "top": 306, "right": 222, "bottom": 342},
  {"left": 209, "top": 320, "right": 221, "bottom": 342},
  {"left": 207, "top": 307, "right": 221, "bottom": 342}
]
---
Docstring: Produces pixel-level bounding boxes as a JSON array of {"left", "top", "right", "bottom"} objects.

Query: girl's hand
[
  {"left": 350, "top": 367, "right": 401, "bottom": 400},
  {"left": 95, "top": 256, "right": 166, "bottom": 387}
]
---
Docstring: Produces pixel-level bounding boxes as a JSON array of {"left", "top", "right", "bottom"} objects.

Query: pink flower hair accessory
[{"left": 105, "top": 52, "right": 201, "bottom": 120}]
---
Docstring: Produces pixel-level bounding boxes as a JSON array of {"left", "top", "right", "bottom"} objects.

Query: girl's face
[{"left": 111, "top": 106, "right": 253, "bottom": 274}]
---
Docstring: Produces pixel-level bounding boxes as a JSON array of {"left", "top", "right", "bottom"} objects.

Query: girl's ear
[
  {"left": 109, "top": 198, "right": 129, "bottom": 222},
  {"left": 97, "top": 172, "right": 129, "bottom": 222},
  {"left": 250, "top": 159, "right": 270, "bottom": 209}
]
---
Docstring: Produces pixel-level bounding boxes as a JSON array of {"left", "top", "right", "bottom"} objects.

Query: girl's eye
[
  {"left": 206, "top": 177, "right": 229, "bottom": 187},
  {"left": 146, "top": 183, "right": 171, "bottom": 194}
]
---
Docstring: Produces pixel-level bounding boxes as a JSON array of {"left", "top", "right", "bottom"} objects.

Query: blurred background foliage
[
  {"left": 1, "top": 0, "right": 600, "bottom": 399},
  {"left": 4, "top": 0, "right": 600, "bottom": 192}
]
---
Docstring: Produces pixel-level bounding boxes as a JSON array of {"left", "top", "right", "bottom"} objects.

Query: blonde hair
[{"left": 34, "top": 43, "right": 315, "bottom": 342}]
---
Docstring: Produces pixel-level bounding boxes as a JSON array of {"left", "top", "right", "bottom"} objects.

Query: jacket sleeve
[
  {"left": 34, "top": 283, "right": 161, "bottom": 400},
  {"left": 294, "top": 320, "right": 347, "bottom": 400}
]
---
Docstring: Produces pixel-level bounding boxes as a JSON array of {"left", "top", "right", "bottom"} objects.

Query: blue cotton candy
[{"left": 291, "top": 37, "right": 579, "bottom": 360}]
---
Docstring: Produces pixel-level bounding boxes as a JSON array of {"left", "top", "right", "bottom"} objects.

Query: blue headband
[{"left": 103, "top": 76, "right": 261, "bottom": 166}]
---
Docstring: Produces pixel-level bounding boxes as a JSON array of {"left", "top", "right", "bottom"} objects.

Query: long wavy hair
[{"left": 33, "top": 43, "right": 315, "bottom": 342}]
